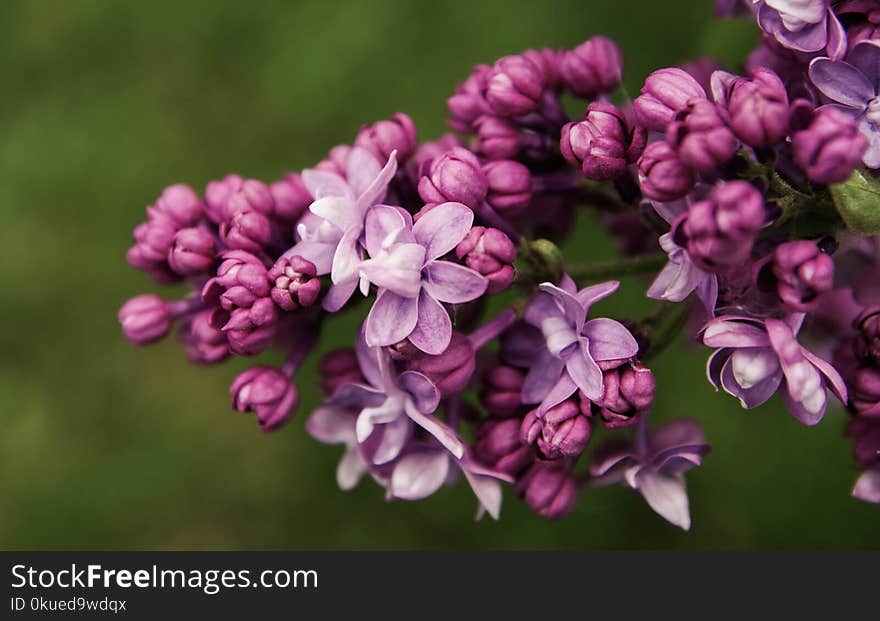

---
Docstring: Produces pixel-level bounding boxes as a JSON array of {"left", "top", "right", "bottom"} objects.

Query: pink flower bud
[
  {"left": 559, "top": 36, "right": 623, "bottom": 98},
  {"left": 168, "top": 227, "right": 216, "bottom": 276},
  {"left": 634, "top": 67, "right": 707, "bottom": 132},
  {"left": 230, "top": 366, "right": 298, "bottom": 432},
  {"left": 456, "top": 226, "right": 517, "bottom": 294},
  {"left": 268, "top": 256, "right": 320, "bottom": 311},
  {"left": 482, "top": 160, "right": 532, "bottom": 214},
  {"left": 119, "top": 294, "right": 171, "bottom": 345}
]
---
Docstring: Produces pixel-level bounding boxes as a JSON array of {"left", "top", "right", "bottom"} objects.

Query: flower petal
[
  {"left": 365, "top": 290, "right": 419, "bottom": 347},
  {"left": 357, "top": 152, "right": 397, "bottom": 208},
  {"left": 301, "top": 169, "right": 353, "bottom": 201},
  {"left": 848, "top": 40, "right": 880, "bottom": 90},
  {"left": 583, "top": 318, "right": 639, "bottom": 361},
  {"left": 853, "top": 468, "right": 880, "bottom": 504},
  {"left": 389, "top": 449, "right": 450, "bottom": 500},
  {"left": 720, "top": 352, "right": 782, "bottom": 409},
  {"left": 537, "top": 371, "right": 578, "bottom": 414},
  {"left": 538, "top": 282, "right": 587, "bottom": 328},
  {"left": 337, "top": 447, "right": 368, "bottom": 490},
  {"left": 322, "top": 277, "right": 360, "bottom": 313},
  {"left": 310, "top": 196, "right": 361, "bottom": 232},
  {"left": 636, "top": 471, "right": 692, "bottom": 531},
  {"left": 576, "top": 280, "right": 620, "bottom": 310},
  {"left": 701, "top": 318, "right": 770, "bottom": 348},
  {"left": 305, "top": 404, "right": 357, "bottom": 445},
  {"left": 365, "top": 205, "right": 408, "bottom": 259},
  {"left": 521, "top": 350, "right": 565, "bottom": 404},
  {"left": 330, "top": 225, "right": 363, "bottom": 284},
  {"left": 404, "top": 399, "right": 464, "bottom": 458},
  {"left": 462, "top": 469, "right": 504, "bottom": 520},
  {"left": 809, "top": 57, "right": 874, "bottom": 109},
  {"left": 371, "top": 415, "right": 413, "bottom": 465},
  {"left": 345, "top": 147, "right": 382, "bottom": 198},
  {"left": 407, "top": 290, "right": 452, "bottom": 355},
  {"left": 355, "top": 330, "right": 384, "bottom": 389},
  {"left": 422, "top": 261, "right": 488, "bottom": 304},
  {"left": 399, "top": 370, "right": 441, "bottom": 414},
  {"left": 359, "top": 243, "right": 426, "bottom": 298},
  {"left": 412, "top": 202, "right": 474, "bottom": 261},
  {"left": 565, "top": 341, "right": 604, "bottom": 400}
]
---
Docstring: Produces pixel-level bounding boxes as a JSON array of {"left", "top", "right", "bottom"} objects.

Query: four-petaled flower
[
  {"left": 702, "top": 313, "right": 847, "bottom": 425},
  {"left": 286, "top": 147, "right": 398, "bottom": 311},
  {"left": 521, "top": 275, "right": 639, "bottom": 413},
  {"left": 361, "top": 202, "right": 488, "bottom": 355}
]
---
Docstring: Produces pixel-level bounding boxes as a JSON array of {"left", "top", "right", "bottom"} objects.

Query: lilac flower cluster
[{"left": 119, "top": 4, "right": 880, "bottom": 527}]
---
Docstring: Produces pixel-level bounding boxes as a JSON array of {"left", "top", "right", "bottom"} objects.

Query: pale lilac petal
[
  {"left": 283, "top": 240, "right": 335, "bottom": 275},
  {"left": 356, "top": 395, "right": 405, "bottom": 442},
  {"left": 538, "top": 283, "right": 587, "bottom": 328},
  {"left": 848, "top": 40, "right": 880, "bottom": 88},
  {"left": 824, "top": 10, "right": 847, "bottom": 61},
  {"left": 407, "top": 290, "right": 452, "bottom": 355},
  {"left": 462, "top": 469, "right": 504, "bottom": 520},
  {"left": 650, "top": 419, "right": 706, "bottom": 452},
  {"left": 710, "top": 69, "right": 737, "bottom": 107},
  {"left": 330, "top": 381, "right": 387, "bottom": 410},
  {"left": 371, "top": 415, "right": 413, "bottom": 465},
  {"left": 647, "top": 258, "right": 692, "bottom": 302},
  {"left": 809, "top": 57, "right": 874, "bottom": 109},
  {"left": 301, "top": 169, "right": 353, "bottom": 200},
  {"left": 576, "top": 280, "right": 620, "bottom": 310},
  {"left": 781, "top": 385, "right": 825, "bottom": 426},
  {"left": 565, "top": 341, "right": 604, "bottom": 400},
  {"left": 583, "top": 318, "right": 639, "bottom": 361},
  {"left": 720, "top": 354, "right": 781, "bottom": 409},
  {"left": 310, "top": 196, "right": 360, "bottom": 232},
  {"left": 359, "top": 243, "right": 426, "bottom": 298},
  {"left": 524, "top": 290, "right": 565, "bottom": 327},
  {"left": 537, "top": 372, "right": 579, "bottom": 414},
  {"left": 521, "top": 351, "right": 565, "bottom": 404},
  {"left": 330, "top": 225, "right": 363, "bottom": 284},
  {"left": 306, "top": 405, "right": 357, "bottom": 445},
  {"left": 365, "top": 205, "right": 408, "bottom": 258},
  {"left": 399, "top": 370, "right": 441, "bottom": 414},
  {"left": 412, "top": 202, "right": 474, "bottom": 261},
  {"left": 322, "top": 277, "right": 360, "bottom": 312},
  {"left": 801, "top": 348, "right": 848, "bottom": 405},
  {"left": 365, "top": 290, "right": 419, "bottom": 347},
  {"left": 423, "top": 261, "right": 488, "bottom": 303},
  {"left": 337, "top": 448, "right": 368, "bottom": 490},
  {"left": 852, "top": 468, "right": 880, "bottom": 504},
  {"left": 403, "top": 400, "right": 464, "bottom": 458},
  {"left": 706, "top": 348, "right": 732, "bottom": 390},
  {"left": 357, "top": 152, "right": 397, "bottom": 208},
  {"left": 589, "top": 450, "right": 634, "bottom": 480},
  {"left": 695, "top": 272, "right": 718, "bottom": 315},
  {"left": 345, "top": 146, "right": 382, "bottom": 198},
  {"left": 729, "top": 347, "right": 781, "bottom": 390},
  {"left": 636, "top": 471, "right": 692, "bottom": 530},
  {"left": 701, "top": 318, "right": 770, "bottom": 348},
  {"left": 858, "top": 117, "right": 880, "bottom": 169},
  {"left": 355, "top": 330, "right": 384, "bottom": 389},
  {"left": 765, "top": 319, "right": 822, "bottom": 402},
  {"left": 389, "top": 450, "right": 450, "bottom": 500}
]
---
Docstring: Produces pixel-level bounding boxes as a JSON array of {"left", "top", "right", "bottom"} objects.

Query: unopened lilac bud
[
  {"left": 486, "top": 54, "right": 545, "bottom": 117},
  {"left": 131, "top": 209, "right": 178, "bottom": 263},
  {"left": 268, "top": 256, "right": 320, "bottom": 311},
  {"left": 522, "top": 400, "right": 591, "bottom": 459},
  {"left": 517, "top": 463, "right": 577, "bottom": 519},
  {"left": 204, "top": 174, "right": 243, "bottom": 224},
  {"left": 676, "top": 181, "right": 765, "bottom": 271},
  {"left": 637, "top": 141, "right": 696, "bottom": 202},
  {"left": 559, "top": 36, "right": 623, "bottom": 99},
  {"left": 220, "top": 208, "right": 272, "bottom": 254},
  {"left": 793, "top": 107, "right": 868, "bottom": 185},
  {"left": 202, "top": 250, "right": 271, "bottom": 309},
  {"left": 168, "top": 227, "right": 216, "bottom": 276},
  {"left": 177, "top": 310, "right": 228, "bottom": 364},
  {"left": 225, "top": 180, "right": 274, "bottom": 218},
  {"left": 482, "top": 160, "right": 531, "bottom": 214},
  {"left": 125, "top": 245, "right": 178, "bottom": 284},
  {"left": 318, "top": 348, "right": 364, "bottom": 396},
  {"left": 456, "top": 226, "right": 516, "bottom": 294},
  {"left": 561, "top": 102, "right": 646, "bottom": 181},
  {"left": 269, "top": 173, "right": 312, "bottom": 222},
  {"left": 119, "top": 294, "right": 171, "bottom": 345},
  {"left": 851, "top": 366, "right": 880, "bottom": 418},
  {"left": 155, "top": 183, "right": 204, "bottom": 227},
  {"left": 473, "top": 418, "right": 533, "bottom": 477},
  {"left": 418, "top": 147, "right": 487, "bottom": 208},
  {"left": 447, "top": 65, "right": 491, "bottom": 133},
  {"left": 855, "top": 307, "right": 880, "bottom": 364},
  {"left": 758, "top": 240, "right": 834, "bottom": 312},
  {"left": 523, "top": 47, "right": 563, "bottom": 90},
  {"left": 726, "top": 68, "right": 790, "bottom": 148},
  {"left": 220, "top": 297, "right": 277, "bottom": 357},
  {"left": 405, "top": 332, "right": 475, "bottom": 397},
  {"left": 474, "top": 116, "right": 521, "bottom": 160},
  {"left": 634, "top": 67, "right": 707, "bottom": 132},
  {"left": 667, "top": 99, "right": 738, "bottom": 173},
  {"left": 355, "top": 112, "right": 417, "bottom": 163},
  {"left": 590, "top": 361, "right": 655, "bottom": 428},
  {"left": 231, "top": 366, "right": 298, "bottom": 432},
  {"left": 480, "top": 364, "right": 526, "bottom": 417}
]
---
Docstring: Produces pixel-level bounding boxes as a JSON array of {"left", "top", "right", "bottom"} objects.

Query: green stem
[
  {"left": 642, "top": 299, "right": 693, "bottom": 361},
  {"left": 564, "top": 253, "right": 667, "bottom": 283}
]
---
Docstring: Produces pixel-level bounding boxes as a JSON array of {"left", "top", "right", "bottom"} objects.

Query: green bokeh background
[{"left": 1, "top": 0, "right": 876, "bottom": 549}]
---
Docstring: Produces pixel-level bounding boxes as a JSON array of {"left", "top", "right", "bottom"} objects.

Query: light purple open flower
[
  {"left": 361, "top": 202, "right": 487, "bottom": 355},
  {"left": 521, "top": 275, "right": 639, "bottom": 413},
  {"left": 756, "top": 0, "right": 846, "bottom": 60},
  {"left": 285, "top": 147, "right": 398, "bottom": 311},
  {"left": 387, "top": 442, "right": 513, "bottom": 520},
  {"left": 590, "top": 417, "right": 710, "bottom": 530},
  {"left": 646, "top": 195, "right": 718, "bottom": 313},
  {"left": 702, "top": 313, "right": 847, "bottom": 425},
  {"left": 311, "top": 330, "right": 464, "bottom": 463},
  {"left": 809, "top": 40, "right": 880, "bottom": 168}
]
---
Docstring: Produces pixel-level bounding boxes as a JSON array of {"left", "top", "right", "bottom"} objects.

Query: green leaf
[{"left": 829, "top": 170, "right": 880, "bottom": 235}]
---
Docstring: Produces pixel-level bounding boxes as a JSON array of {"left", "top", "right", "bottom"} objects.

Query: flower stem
[{"left": 565, "top": 253, "right": 667, "bottom": 283}]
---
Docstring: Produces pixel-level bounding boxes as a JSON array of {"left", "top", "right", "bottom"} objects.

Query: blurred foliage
[{"left": 0, "top": 0, "right": 876, "bottom": 549}]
